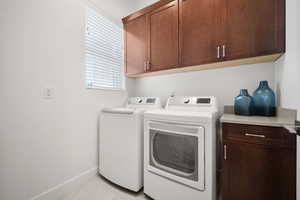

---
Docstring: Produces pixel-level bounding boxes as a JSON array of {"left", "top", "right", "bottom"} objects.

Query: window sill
[{"left": 86, "top": 87, "right": 127, "bottom": 92}]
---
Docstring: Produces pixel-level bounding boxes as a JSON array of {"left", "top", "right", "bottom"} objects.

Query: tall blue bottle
[
  {"left": 253, "top": 81, "right": 276, "bottom": 116},
  {"left": 234, "top": 89, "right": 254, "bottom": 116}
]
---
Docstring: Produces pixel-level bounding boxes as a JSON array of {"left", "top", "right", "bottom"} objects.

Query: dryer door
[{"left": 148, "top": 121, "right": 205, "bottom": 191}]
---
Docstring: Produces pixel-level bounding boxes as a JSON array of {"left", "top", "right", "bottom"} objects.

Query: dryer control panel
[
  {"left": 127, "top": 97, "right": 162, "bottom": 109},
  {"left": 166, "top": 96, "right": 218, "bottom": 112}
]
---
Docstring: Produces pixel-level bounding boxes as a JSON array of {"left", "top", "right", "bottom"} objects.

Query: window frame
[{"left": 85, "top": 6, "right": 126, "bottom": 91}]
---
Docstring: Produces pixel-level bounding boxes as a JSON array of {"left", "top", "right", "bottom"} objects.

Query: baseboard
[{"left": 30, "top": 167, "right": 98, "bottom": 200}]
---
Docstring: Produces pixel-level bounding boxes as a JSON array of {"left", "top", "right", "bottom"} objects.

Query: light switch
[{"left": 43, "top": 88, "right": 54, "bottom": 99}]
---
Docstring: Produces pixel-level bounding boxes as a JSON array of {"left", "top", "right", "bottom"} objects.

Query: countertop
[{"left": 221, "top": 106, "right": 297, "bottom": 127}]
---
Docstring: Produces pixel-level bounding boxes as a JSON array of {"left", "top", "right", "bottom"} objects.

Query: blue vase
[
  {"left": 253, "top": 81, "right": 276, "bottom": 116},
  {"left": 234, "top": 89, "right": 254, "bottom": 116}
]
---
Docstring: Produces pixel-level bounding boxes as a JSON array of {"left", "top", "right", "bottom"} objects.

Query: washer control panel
[
  {"left": 128, "top": 97, "right": 159, "bottom": 105},
  {"left": 168, "top": 97, "right": 212, "bottom": 105}
]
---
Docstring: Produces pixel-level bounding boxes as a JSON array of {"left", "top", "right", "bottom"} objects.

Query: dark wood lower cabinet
[{"left": 222, "top": 123, "right": 296, "bottom": 200}]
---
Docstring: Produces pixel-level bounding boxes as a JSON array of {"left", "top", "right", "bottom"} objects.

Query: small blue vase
[
  {"left": 253, "top": 81, "right": 276, "bottom": 116},
  {"left": 234, "top": 89, "right": 254, "bottom": 116}
]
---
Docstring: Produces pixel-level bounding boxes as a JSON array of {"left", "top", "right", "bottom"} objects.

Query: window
[{"left": 85, "top": 8, "right": 124, "bottom": 90}]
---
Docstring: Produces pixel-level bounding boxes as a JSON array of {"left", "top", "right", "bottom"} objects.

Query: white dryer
[
  {"left": 99, "top": 97, "right": 161, "bottom": 192},
  {"left": 144, "top": 96, "right": 219, "bottom": 200}
]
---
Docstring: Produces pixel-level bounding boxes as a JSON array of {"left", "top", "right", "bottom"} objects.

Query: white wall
[
  {"left": 275, "top": 0, "right": 300, "bottom": 120},
  {"left": 135, "top": 63, "right": 275, "bottom": 110},
  {"left": 274, "top": 0, "right": 300, "bottom": 198},
  {"left": 89, "top": 0, "right": 136, "bottom": 23},
  {"left": 135, "top": 0, "right": 157, "bottom": 9},
  {"left": 0, "top": 0, "right": 136, "bottom": 199}
]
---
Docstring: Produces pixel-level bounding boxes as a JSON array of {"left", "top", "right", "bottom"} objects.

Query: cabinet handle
[
  {"left": 224, "top": 144, "right": 227, "bottom": 160},
  {"left": 222, "top": 45, "right": 226, "bottom": 58},
  {"left": 245, "top": 133, "right": 266, "bottom": 138},
  {"left": 144, "top": 61, "right": 147, "bottom": 72},
  {"left": 147, "top": 61, "right": 151, "bottom": 71},
  {"left": 217, "top": 46, "right": 221, "bottom": 59}
]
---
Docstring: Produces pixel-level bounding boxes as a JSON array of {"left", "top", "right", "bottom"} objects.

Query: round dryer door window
[
  {"left": 151, "top": 130, "right": 198, "bottom": 180},
  {"left": 147, "top": 121, "right": 205, "bottom": 191}
]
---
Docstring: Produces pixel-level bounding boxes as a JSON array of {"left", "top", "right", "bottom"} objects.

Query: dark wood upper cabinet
[
  {"left": 123, "top": 15, "right": 147, "bottom": 75},
  {"left": 223, "top": 0, "right": 285, "bottom": 60},
  {"left": 148, "top": 0, "right": 179, "bottom": 71},
  {"left": 122, "top": 0, "right": 285, "bottom": 77},
  {"left": 179, "top": 0, "right": 219, "bottom": 66},
  {"left": 222, "top": 123, "right": 296, "bottom": 200}
]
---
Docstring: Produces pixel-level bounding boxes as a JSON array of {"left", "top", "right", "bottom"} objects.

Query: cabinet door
[
  {"left": 148, "top": 0, "right": 179, "bottom": 71},
  {"left": 124, "top": 15, "right": 147, "bottom": 75},
  {"left": 223, "top": 142, "right": 296, "bottom": 200},
  {"left": 179, "top": 0, "right": 219, "bottom": 66},
  {"left": 224, "top": 0, "right": 285, "bottom": 60}
]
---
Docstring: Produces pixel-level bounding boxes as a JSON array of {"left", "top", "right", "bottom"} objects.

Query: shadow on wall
[{"left": 276, "top": 83, "right": 281, "bottom": 107}]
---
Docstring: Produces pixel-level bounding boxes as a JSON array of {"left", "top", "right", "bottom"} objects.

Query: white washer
[
  {"left": 99, "top": 97, "right": 161, "bottom": 192},
  {"left": 144, "top": 96, "right": 219, "bottom": 200}
]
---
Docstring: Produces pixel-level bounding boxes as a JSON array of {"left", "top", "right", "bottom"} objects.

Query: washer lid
[{"left": 102, "top": 108, "right": 136, "bottom": 115}]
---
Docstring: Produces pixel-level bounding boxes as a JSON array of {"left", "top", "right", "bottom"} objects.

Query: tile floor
[{"left": 65, "top": 175, "right": 151, "bottom": 200}]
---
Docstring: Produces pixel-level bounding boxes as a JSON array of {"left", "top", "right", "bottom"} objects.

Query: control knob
[{"left": 184, "top": 99, "right": 190, "bottom": 104}]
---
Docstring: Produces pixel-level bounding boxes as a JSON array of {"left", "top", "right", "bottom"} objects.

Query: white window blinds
[{"left": 85, "top": 8, "right": 124, "bottom": 90}]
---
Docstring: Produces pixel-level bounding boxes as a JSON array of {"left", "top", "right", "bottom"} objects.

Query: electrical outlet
[{"left": 43, "top": 88, "right": 54, "bottom": 99}]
